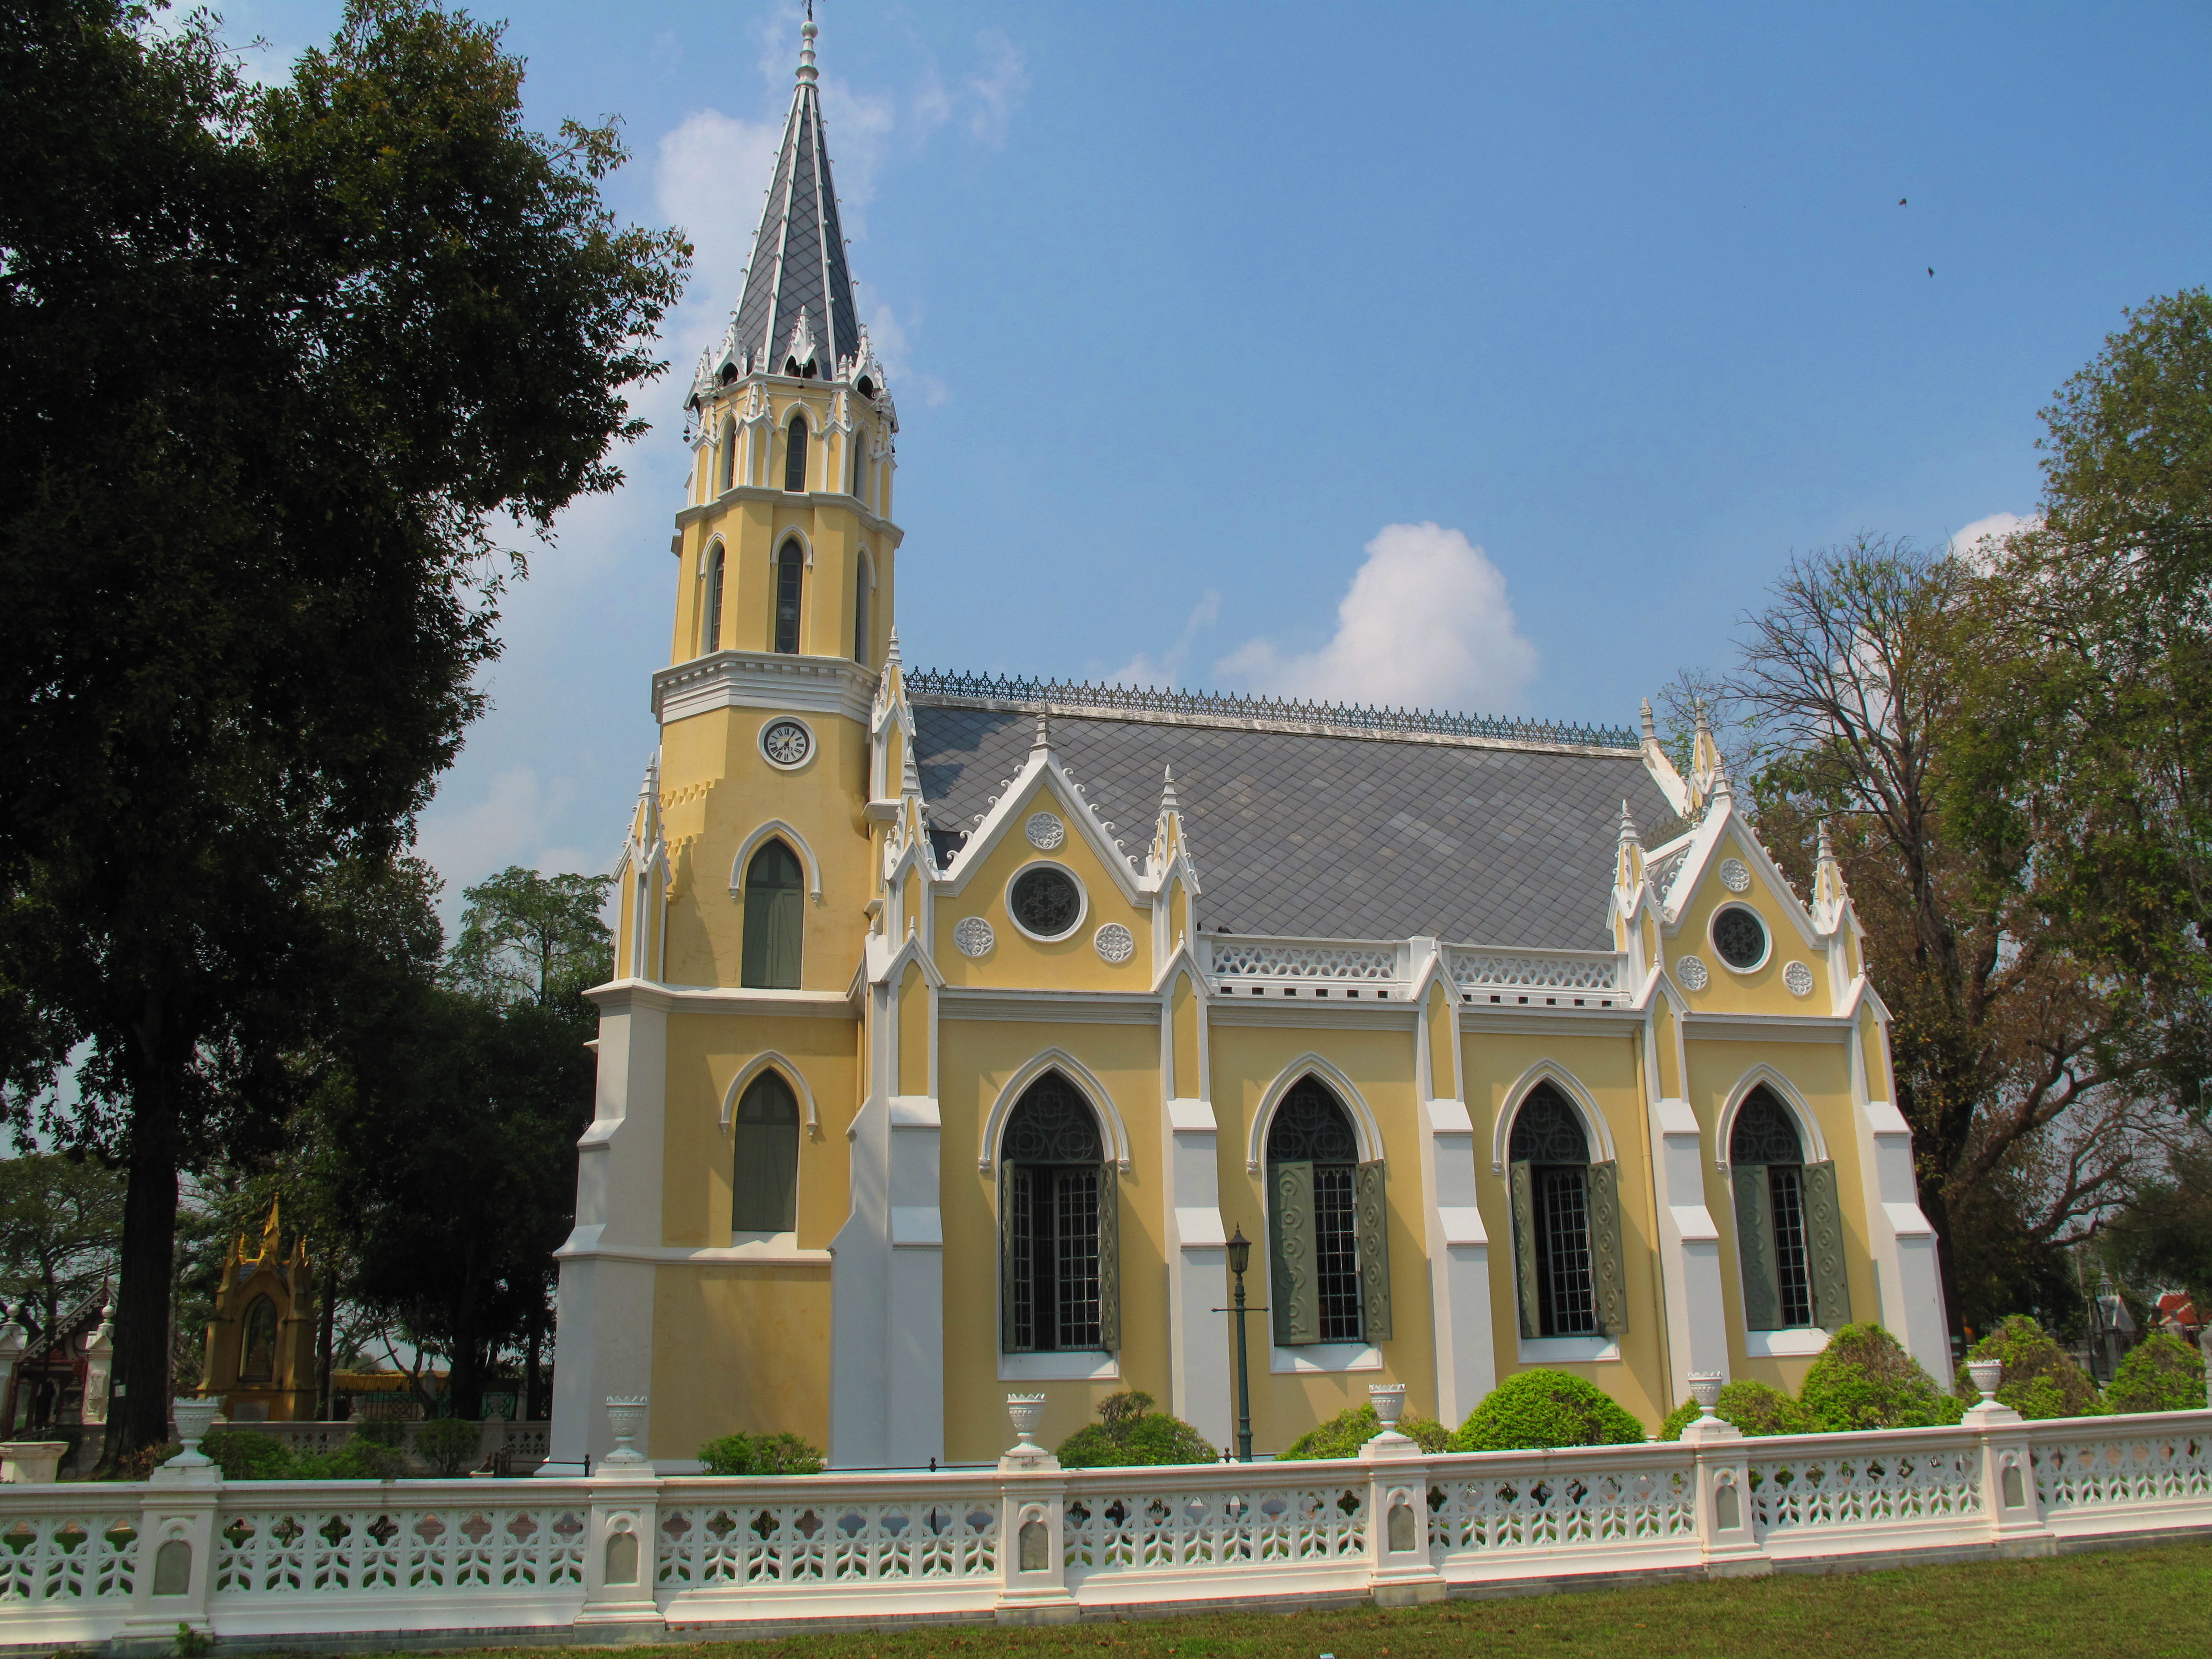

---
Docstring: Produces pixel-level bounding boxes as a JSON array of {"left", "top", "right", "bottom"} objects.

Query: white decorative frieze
[
  {"left": 1447, "top": 947, "right": 1621, "bottom": 993},
  {"left": 1208, "top": 938, "right": 1398, "bottom": 981}
]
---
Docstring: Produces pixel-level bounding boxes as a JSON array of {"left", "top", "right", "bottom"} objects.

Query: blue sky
[{"left": 221, "top": 2, "right": 2212, "bottom": 908}]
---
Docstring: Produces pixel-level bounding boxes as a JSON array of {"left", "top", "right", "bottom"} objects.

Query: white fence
[{"left": 0, "top": 1410, "right": 2203, "bottom": 1647}]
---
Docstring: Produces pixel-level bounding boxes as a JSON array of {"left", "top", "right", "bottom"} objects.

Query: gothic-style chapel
[{"left": 545, "top": 19, "right": 1947, "bottom": 1472}]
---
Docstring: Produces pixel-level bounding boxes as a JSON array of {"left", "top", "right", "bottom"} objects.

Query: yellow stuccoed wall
[{"left": 651, "top": 1264, "right": 833, "bottom": 1461}]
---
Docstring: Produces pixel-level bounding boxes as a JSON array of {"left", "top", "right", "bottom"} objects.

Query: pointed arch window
[
  {"left": 850, "top": 432, "right": 865, "bottom": 501},
  {"left": 1266, "top": 1075, "right": 1389, "bottom": 1346},
  {"left": 1731, "top": 1085, "right": 1850, "bottom": 1330},
  {"left": 1508, "top": 1084, "right": 1626, "bottom": 1339},
  {"left": 732, "top": 1070, "right": 800, "bottom": 1233},
  {"left": 740, "top": 840, "right": 804, "bottom": 989},
  {"left": 240, "top": 1294, "right": 278, "bottom": 1383},
  {"left": 999, "top": 1072, "right": 1118, "bottom": 1353},
  {"left": 700, "top": 542, "right": 725, "bottom": 656},
  {"left": 773, "top": 539, "right": 803, "bottom": 654},
  {"left": 853, "top": 552, "right": 872, "bottom": 665},
  {"left": 717, "top": 418, "right": 737, "bottom": 495},
  {"left": 784, "top": 415, "right": 809, "bottom": 493}
]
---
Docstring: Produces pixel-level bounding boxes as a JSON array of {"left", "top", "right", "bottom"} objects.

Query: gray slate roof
[
  {"left": 730, "top": 53, "right": 859, "bottom": 381},
  {"left": 912, "top": 704, "right": 1675, "bottom": 950}
]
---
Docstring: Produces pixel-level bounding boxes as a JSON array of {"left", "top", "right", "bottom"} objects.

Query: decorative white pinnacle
[
  {"left": 1032, "top": 711, "right": 1050, "bottom": 752},
  {"left": 884, "top": 624, "right": 902, "bottom": 669},
  {"left": 1159, "top": 765, "right": 1180, "bottom": 815},
  {"left": 1640, "top": 698, "right": 1658, "bottom": 744},
  {"left": 797, "top": 12, "right": 818, "bottom": 87},
  {"left": 1617, "top": 799, "right": 1641, "bottom": 849}
]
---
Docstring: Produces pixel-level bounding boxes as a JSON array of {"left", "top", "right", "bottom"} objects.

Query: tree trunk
[
  {"left": 316, "top": 1265, "right": 336, "bottom": 1420},
  {"left": 103, "top": 1082, "right": 180, "bottom": 1468}
]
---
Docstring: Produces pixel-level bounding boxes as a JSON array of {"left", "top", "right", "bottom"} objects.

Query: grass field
[{"left": 373, "top": 1538, "right": 2212, "bottom": 1659}]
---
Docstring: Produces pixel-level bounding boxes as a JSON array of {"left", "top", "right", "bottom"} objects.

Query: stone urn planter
[
  {"left": 1968, "top": 1359, "right": 2004, "bottom": 1403},
  {"left": 602, "top": 1397, "right": 650, "bottom": 1468},
  {"left": 167, "top": 1398, "right": 222, "bottom": 1468},
  {"left": 1005, "top": 1394, "right": 1047, "bottom": 1456},
  {"left": 1368, "top": 1383, "right": 1408, "bottom": 1430},
  {"left": 1687, "top": 1373, "right": 1725, "bottom": 1419}
]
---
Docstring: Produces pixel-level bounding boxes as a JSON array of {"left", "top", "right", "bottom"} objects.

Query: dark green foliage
[
  {"left": 0, "top": 1154, "right": 125, "bottom": 1340},
  {"left": 1955, "top": 1315, "right": 2101, "bottom": 1419},
  {"left": 697, "top": 1432, "right": 826, "bottom": 1476},
  {"left": 2103, "top": 1333, "right": 2206, "bottom": 1414},
  {"left": 1657, "top": 1380, "right": 1814, "bottom": 1441},
  {"left": 201, "top": 1429, "right": 296, "bottom": 1481},
  {"left": 0, "top": 0, "right": 684, "bottom": 1462},
  {"left": 202, "top": 1425, "right": 407, "bottom": 1479},
  {"left": 1447, "top": 1369, "right": 1646, "bottom": 1453},
  {"left": 413, "top": 1417, "right": 481, "bottom": 1476},
  {"left": 1277, "top": 1404, "right": 1450, "bottom": 1460},
  {"left": 1056, "top": 1390, "right": 1218, "bottom": 1468},
  {"left": 352, "top": 1417, "right": 408, "bottom": 1450},
  {"left": 1800, "top": 1324, "right": 1964, "bottom": 1431}
]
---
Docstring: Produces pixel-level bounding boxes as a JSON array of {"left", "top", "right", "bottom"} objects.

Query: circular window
[
  {"left": 1008, "top": 864, "right": 1084, "bottom": 941},
  {"left": 760, "top": 717, "right": 814, "bottom": 770},
  {"left": 1712, "top": 904, "right": 1768, "bottom": 970}
]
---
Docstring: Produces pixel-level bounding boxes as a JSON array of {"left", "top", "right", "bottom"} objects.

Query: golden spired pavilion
[{"left": 544, "top": 18, "right": 1947, "bottom": 1473}]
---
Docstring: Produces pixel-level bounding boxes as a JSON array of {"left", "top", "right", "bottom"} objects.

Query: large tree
[
  {"left": 0, "top": 1154, "right": 126, "bottom": 1340},
  {"left": 0, "top": 1, "right": 684, "bottom": 1460}
]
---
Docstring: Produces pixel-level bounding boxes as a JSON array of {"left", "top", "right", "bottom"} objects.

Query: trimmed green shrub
[
  {"left": 202, "top": 1429, "right": 297, "bottom": 1481},
  {"left": 415, "top": 1417, "right": 482, "bottom": 1476},
  {"left": 1056, "top": 1391, "right": 1218, "bottom": 1468},
  {"left": 1799, "top": 1323, "right": 1964, "bottom": 1431},
  {"left": 2104, "top": 1333, "right": 2207, "bottom": 1415},
  {"left": 1656, "top": 1379, "right": 1814, "bottom": 1441},
  {"left": 1276, "top": 1404, "right": 1450, "bottom": 1461},
  {"left": 697, "top": 1431, "right": 826, "bottom": 1476},
  {"left": 1447, "top": 1369, "right": 1645, "bottom": 1453},
  {"left": 352, "top": 1417, "right": 408, "bottom": 1449},
  {"left": 1954, "top": 1316, "right": 2101, "bottom": 1419},
  {"left": 294, "top": 1437, "right": 409, "bottom": 1481}
]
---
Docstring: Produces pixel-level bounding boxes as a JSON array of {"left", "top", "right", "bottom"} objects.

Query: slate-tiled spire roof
[{"left": 731, "top": 16, "right": 859, "bottom": 383}]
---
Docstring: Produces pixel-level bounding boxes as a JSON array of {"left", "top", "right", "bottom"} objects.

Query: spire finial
[
  {"left": 1640, "top": 698, "right": 1657, "bottom": 744},
  {"left": 797, "top": 9, "right": 818, "bottom": 87},
  {"left": 1617, "top": 799, "right": 1641, "bottom": 849},
  {"left": 1817, "top": 818, "right": 1835, "bottom": 863},
  {"left": 884, "top": 623, "right": 902, "bottom": 667},
  {"left": 1160, "top": 765, "right": 1180, "bottom": 814},
  {"left": 1032, "top": 711, "right": 1050, "bottom": 752}
]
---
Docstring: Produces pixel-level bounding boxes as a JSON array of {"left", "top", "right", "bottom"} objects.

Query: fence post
[
  {"left": 995, "top": 1396, "right": 1077, "bottom": 1624},
  {"left": 1681, "top": 1387, "right": 1765, "bottom": 1575},
  {"left": 116, "top": 1402, "right": 222, "bottom": 1649},
  {"left": 575, "top": 1398, "right": 664, "bottom": 1634},
  {"left": 1962, "top": 1366, "right": 2051, "bottom": 1555},
  {"left": 1362, "top": 1399, "right": 1444, "bottom": 1608}
]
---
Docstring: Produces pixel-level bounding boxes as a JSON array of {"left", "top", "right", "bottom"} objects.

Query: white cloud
[
  {"left": 963, "top": 31, "right": 1030, "bottom": 144},
  {"left": 1951, "top": 509, "right": 2040, "bottom": 571},
  {"left": 655, "top": 109, "right": 784, "bottom": 353},
  {"left": 1216, "top": 523, "right": 1539, "bottom": 712},
  {"left": 415, "top": 767, "right": 598, "bottom": 905},
  {"left": 1110, "top": 591, "right": 1222, "bottom": 687}
]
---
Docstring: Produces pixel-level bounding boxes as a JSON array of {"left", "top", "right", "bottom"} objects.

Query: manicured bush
[
  {"left": 1799, "top": 1323, "right": 1963, "bottom": 1432},
  {"left": 202, "top": 1429, "right": 297, "bottom": 1480},
  {"left": 294, "top": 1436, "right": 409, "bottom": 1481},
  {"left": 1277, "top": 1404, "right": 1450, "bottom": 1460},
  {"left": 697, "top": 1431, "right": 826, "bottom": 1476},
  {"left": 1954, "top": 1316, "right": 2101, "bottom": 1419},
  {"left": 2103, "top": 1332, "right": 2207, "bottom": 1415},
  {"left": 1056, "top": 1391, "right": 1218, "bottom": 1468},
  {"left": 1447, "top": 1369, "right": 1645, "bottom": 1453},
  {"left": 352, "top": 1417, "right": 409, "bottom": 1449},
  {"left": 415, "top": 1417, "right": 482, "bottom": 1476},
  {"left": 1656, "top": 1379, "right": 1814, "bottom": 1441}
]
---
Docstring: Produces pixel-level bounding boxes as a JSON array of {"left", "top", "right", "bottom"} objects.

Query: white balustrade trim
[
  {"left": 0, "top": 1413, "right": 2200, "bottom": 1642},
  {"left": 1447, "top": 946, "right": 1623, "bottom": 993},
  {"left": 1203, "top": 937, "right": 1400, "bottom": 983}
]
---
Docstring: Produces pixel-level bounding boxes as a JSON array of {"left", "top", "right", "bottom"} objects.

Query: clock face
[{"left": 762, "top": 719, "right": 812, "bottom": 767}]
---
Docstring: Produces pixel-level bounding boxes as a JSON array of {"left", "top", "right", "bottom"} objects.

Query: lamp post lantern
[{"left": 1225, "top": 1225, "right": 1258, "bottom": 1463}]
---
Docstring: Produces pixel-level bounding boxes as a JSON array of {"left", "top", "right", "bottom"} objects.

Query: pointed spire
[
  {"left": 723, "top": 13, "right": 860, "bottom": 389},
  {"left": 901, "top": 738, "right": 922, "bottom": 798},
  {"left": 1160, "top": 765, "right": 1180, "bottom": 816},
  {"left": 1617, "top": 799, "right": 1641, "bottom": 850},
  {"left": 1815, "top": 817, "right": 1848, "bottom": 909},
  {"left": 1031, "top": 710, "right": 1051, "bottom": 753},
  {"left": 884, "top": 623, "right": 902, "bottom": 669},
  {"left": 1616, "top": 799, "right": 1646, "bottom": 891},
  {"left": 1640, "top": 698, "right": 1658, "bottom": 745}
]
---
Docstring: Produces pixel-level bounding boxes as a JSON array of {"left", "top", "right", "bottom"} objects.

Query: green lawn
[{"left": 389, "top": 1539, "right": 2212, "bottom": 1659}]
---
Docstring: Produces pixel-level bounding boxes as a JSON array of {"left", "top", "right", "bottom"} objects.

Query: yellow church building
[{"left": 544, "top": 18, "right": 1949, "bottom": 1474}]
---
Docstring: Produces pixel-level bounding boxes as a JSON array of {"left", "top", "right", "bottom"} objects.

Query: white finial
[
  {"left": 1160, "top": 765, "right": 1180, "bottom": 814},
  {"left": 1640, "top": 698, "right": 1657, "bottom": 744},
  {"left": 884, "top": 624, "right": 902, "bottom": 668},
  {"left": 1817, "top": 818, "right": 1835, "bottom": 863},
  {"left": 797, "top": 9, "right": 818, "bottom": 87},
  {"left": 1032, "top": 711, "right": 1050, "bottom": 752},
  {"left": 1617, "top": 800, "right": 1641, "bottom": 848}
]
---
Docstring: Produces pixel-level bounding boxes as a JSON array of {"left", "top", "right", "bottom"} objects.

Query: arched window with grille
[
  {"left": 700, "top": 542, "right": 725, "bottom": 656},
  {"left": 1731, "top": 1085, "right": 1850, "bottom": 1330},
  {"left": 999, "top": 1072, "right": 1118, "bottom": 1353},
  {"left": 740, "top": 839, "right": 804, "bottom": 989},
  {"left": 732, "top": 1070, "right": 800, "bottom": 1233},
  {"left": 1266, "top": 1075, "right": 1390, "bottom": 1346},
  {"left": 773, "top": 539, "right": 803, "bottom": 654},
  {"left": 1508, "top": 1083, "right": 1627, "bottom": 1339},
  {"left": 784, "top": 414, "right": 809, "bottom": 493}
]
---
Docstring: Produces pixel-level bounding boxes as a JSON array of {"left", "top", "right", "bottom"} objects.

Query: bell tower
[{"left": 618, "top": 11, "right": 901, "bottom": 996}]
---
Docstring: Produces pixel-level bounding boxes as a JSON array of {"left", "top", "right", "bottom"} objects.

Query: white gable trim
[
  {"left": 1244, "top": 1054, "right": 1384, "bottom": 1174},
  {"left": 1715, "top": 1065, "right": 1832, "bottom": 1169},
  {"left": 719, "top": 1050, "right": 822, "bottom": 1137},
  {"left": 978, "top": 1048, "right": 1133, "bottom": 1174},
  {"left": 939, "top": 755, "right": 1144, "bottom": 906},
  {"left": 731, "top": 819, "right": 824, "bottom": 905},
  {"left": 1490, "top": 1060, "right": 1622, "bottom": 1174}
]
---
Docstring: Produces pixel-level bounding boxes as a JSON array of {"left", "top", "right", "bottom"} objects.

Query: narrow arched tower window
[
  {"left": 240, "top": 1294, "right": 278, "bottom": 1382},
  {"left": 1266, "top": 1076, "right": 1388, "bottom": 1345},
  {"left": 854, "top": 554, "right": 871, "bottom": 664},
  {"left": 1507, "top": 1083, "right": 1626, "bottom": 1339},
  {"left": 850, "top": 433, "right": 865, "bottom": 501},
  {"left": 784, "top": 415, "right": 809, "bottom": 493},
  {"left": 732, "top": 1070, "right": 800, "bottom": 1233},
  {"left": 740, "top": 839, "right": 804, "bottom": 989},
  {"left": 1732, "top": 1086, "right": 1849, "bottom": 1330},
  {"left": 773, "top": 540, "right": 803, "bottom": 654},
  {"left": 700, "top": 543, "right": 725, "bottom": 656},
  {"left": 1000, "top": 1071, "right": 1117, "bottom": 1353},
  {"left": 717, "top": 418, "right": 737, "bottom": 494}
]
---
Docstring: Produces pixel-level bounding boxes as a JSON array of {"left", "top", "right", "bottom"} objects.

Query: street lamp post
[{"left": 1223, "top": 1226, "right": 1261, "bottom": 1463}]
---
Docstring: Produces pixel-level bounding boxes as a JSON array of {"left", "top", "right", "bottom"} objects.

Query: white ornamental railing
[
  {"left": 0, "top": 1407, "right": 2203, "bottom": 1644},
  {"left": 1447, "top": 945, "right": 1624, "bottom": 996},
  {"left": 1203, "top": 937, "right": 1404, "bottom": 994}
]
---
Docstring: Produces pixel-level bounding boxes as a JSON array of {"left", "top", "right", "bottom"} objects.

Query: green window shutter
[
  {"left": 1509, "top": 1160, "right": 1540, "bottom": 1339},
  {"left": 1801, "top": 1161, "right": 1853, "bottom": 1327},
  {"left": 741, "top": 843, "right": 805, "bottom": 989},
  {"left": 1269, "top": 1160, "right": 1319, "bottom": 1346},
  {"left": 1733, "top": 1164, "right": 1780, "bottom": 1331},
  {"left": 1001, "top": 1166, "right": 1030, "bottom": 1353},
  {"left": 1098, "top": 1162, "right": 1121, "bottom": 1351},
  {"left": 1588, "top": 1160, "right": 1629, "bottom": 1337},
  {"left": 1355, "top": 1160, "right": 1392, "bottom": 1343}
]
